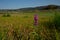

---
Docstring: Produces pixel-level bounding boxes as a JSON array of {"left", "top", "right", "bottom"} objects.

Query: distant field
[{"left": 0, "top": 11, "right": 60, "bottom": 40}]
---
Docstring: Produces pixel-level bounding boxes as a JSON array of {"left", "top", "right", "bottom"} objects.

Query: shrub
[
  {"left": 7, "top": 14, "right": 11, "bottom": 17},
  {"left": 53, "top": 12, "right": 60, "bottom": 31},
  {"left": 2, "top": 14, "right": 11, "bottom": 17},
  {"left": 43, "top": 11, "right": 60, "bottom": 31}
]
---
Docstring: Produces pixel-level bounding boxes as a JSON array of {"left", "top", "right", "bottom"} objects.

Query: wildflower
[{"left": 34, "top": 14, "right": 38, "bottom": 26}]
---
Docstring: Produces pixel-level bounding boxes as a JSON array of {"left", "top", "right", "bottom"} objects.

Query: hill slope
[{"left": 0, "top": 5, "right": 60, "bottom": 13}]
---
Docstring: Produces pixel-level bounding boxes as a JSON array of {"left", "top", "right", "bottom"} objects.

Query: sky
[{"left": 0, "top": 0, "right": 60, "bottom": 9}]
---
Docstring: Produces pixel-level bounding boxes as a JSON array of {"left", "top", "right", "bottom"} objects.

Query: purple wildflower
[{"left": 34, "top": 14, "right": 38, "bottom": 26}]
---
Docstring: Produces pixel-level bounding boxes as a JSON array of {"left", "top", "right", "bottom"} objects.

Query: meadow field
[{"left": 0, "top": 10, "right": 60, "bottom": 40}]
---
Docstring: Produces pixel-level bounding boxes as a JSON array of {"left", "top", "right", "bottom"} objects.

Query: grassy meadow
[{"left": 0, "top": 10, "right": 60, "bottom": 40}]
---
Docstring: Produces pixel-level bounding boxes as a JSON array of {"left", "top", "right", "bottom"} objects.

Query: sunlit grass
[{"left": 0, "top": 11, "right": 60, "bottom": 40}]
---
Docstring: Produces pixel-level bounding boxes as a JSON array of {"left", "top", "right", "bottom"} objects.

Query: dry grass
[{"left": 0, "top": 11, "right": 60, "bottom": 40}]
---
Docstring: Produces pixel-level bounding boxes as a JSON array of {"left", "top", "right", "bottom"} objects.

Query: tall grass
[
  {"left": 42, "top": 10, "right": 60, "bottom": 40},
  {"left": 0, "top": 11, "right": 60, "bottom": 40}
]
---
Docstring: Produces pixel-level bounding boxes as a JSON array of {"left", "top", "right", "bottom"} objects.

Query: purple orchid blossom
[{"left": 34, "top": 14, "right": 38, "bottom": 26}]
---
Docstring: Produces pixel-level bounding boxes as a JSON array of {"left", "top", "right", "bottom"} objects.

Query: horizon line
[{"left": 0, "top": 4, "right": 60, "bottom": 10}]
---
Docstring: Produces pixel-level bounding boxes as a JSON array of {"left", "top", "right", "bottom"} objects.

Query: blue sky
[{"left": 0, "top": 0, "right": 60, "bottom": 9}]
